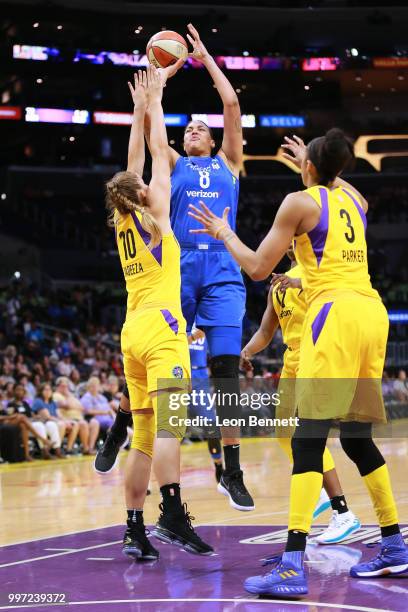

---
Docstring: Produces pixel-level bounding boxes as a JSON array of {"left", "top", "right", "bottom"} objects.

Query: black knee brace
[
  {"left": 291, "top": 418, "right": 331, "bottom": 474},
  {"left": 210, "top": 355, "right": 241, "bottom": 421},
  {"left": 291, "top": 436, "right": 326, "bottom": 474},
  {"left": 210, "top": 354, "right": 240, "bottom": 379},
  {"left": 339, "top": 423, "right": 385, "bottom": 477}
]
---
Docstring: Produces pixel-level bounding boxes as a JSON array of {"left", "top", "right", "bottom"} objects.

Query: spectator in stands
[
  {"left": 382, "top": 370, "right": 395, "bottom": 401},
  {"left": 1, "top": 381, "right": 15, "bottom": 408},
  {"left": 1, "top": 359, "right": 15, "bottom": 384},
  {"left": 69, "top": 368, "right": 81, "bottom": 394},
  {"left": 18, "top": 373, "right": 36, "bottom": 402},
  {"left": 1, "top": 383, "right": 51, "bottom": 460},
  {"left": 57, "top": 355, "right": 74, "bottom": 377},
  {"left": 54, "top": 376, "right": 99, "bottom": 454},
  {"left": 32, "top": 383, "right": 66, "bottom": 458},
  {"left": 81, "top": 376, "right": 115, "bottom": 436},
  {"left": 103, "top": 375, "right": 122, "bottom": 412},
  {"left": 393, "top": 369, "right": 408, "bottom": 403},
  {"left": 25, "top": 321, "right": 44, "bottom": 344}
]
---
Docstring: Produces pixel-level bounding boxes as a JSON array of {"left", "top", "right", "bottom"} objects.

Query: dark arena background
[{"left": 0, "top": 1, "right": 407, "bottom": 611}]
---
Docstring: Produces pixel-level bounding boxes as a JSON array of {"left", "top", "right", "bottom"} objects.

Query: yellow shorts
[
  {"left": 276, "top": 345, "right": 299, "bottom": 437},
  {"left": 296, "top": 293, "right": 388, "bottom": 422},
  {"left": 121, "top": 305, "right": 191, "bottom": 413},
  {"left": 281, "top": 345, "right": 300, "bottom": 380}
]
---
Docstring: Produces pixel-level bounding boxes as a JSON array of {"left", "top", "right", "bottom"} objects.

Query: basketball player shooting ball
[
  {"left": 189, "top": 130, "right": 408, "bottom": 596},
  {"left": 152, "top": 24, "right": 252, "bottom": 512},
  {"left": 99, "top": 24, "right": 253, "bottom": 513}
]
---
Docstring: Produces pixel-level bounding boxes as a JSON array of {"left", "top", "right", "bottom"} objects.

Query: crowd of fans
[
  {"left": 0, "top": 372, "right": 124, "bottom": 462},
  {"left": 2, "top": 173, "right": 408, "bottom": 463},
  {"left": 1, "top": 273, "right": 408, "bottom": 461}
]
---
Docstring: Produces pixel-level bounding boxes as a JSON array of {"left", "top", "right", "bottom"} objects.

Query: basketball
[{"left": 146, "top": 30, "right": 188, "bottom": 68}]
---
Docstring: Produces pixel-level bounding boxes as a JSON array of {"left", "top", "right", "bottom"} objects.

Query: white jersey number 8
[{"left": 199, "top": 170, "right": 210, "bottom": 189}]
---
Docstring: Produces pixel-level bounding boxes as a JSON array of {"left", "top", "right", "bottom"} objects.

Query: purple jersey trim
[
  {"left": 311, "top": 301, "right": 334, "bottom": 345},
  {"left": 160, "top": 309, "right": 179, "bottom": 335},
  {"left": 308, "top": 187, "right": 329, "bottom": 267},
  {"left": 130, "top": 211, "right": 162, "bottom": 266},
  {"left": 342, "top": 188, "right": 367, "bottom": 232}
]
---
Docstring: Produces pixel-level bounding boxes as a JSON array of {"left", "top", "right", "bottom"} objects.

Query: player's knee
[
  {"left": 210, "top": 355, "right": 241, "bottom": 419},
  {"left": 157, "top": 407, "right": 187, "bottom": 440},
  {"left": 291, "top": 436, "right": 326, "bottom": 474},
  {"left": 340, "top": 435, "right": 385, "bottom": 476},
  {"left": 154, "top": 391, "right": 187, "bottom": 440},
  {"left": 131, "top": 412, "right": 155, "bottom": 458}
]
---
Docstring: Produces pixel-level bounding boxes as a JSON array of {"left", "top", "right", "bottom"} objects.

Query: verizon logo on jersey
[{"left": 186, "top": 189, "right": 219, "bottom": 198}]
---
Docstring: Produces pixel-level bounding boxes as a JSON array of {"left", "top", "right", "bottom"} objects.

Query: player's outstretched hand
[
  {"left": 158, "top": 58, "right": 185, "bottom": 87},
  {"left": 281, "top": 135, "right": 307, "bottom": 169},
  {"left": 145, "top": 65, "right": 163, "bottom": 103},
  {"left": 270, "top": 273, "right": 302, "bottom": 291},
  {"left": 240, "top": 349, "right": 253, "bottom": 373},
  {"left": 188, "top": 201, "right": 231, "bottom": 239},
  {"left": 186, "top": 23, "right": 210, "bottom": 63},
  {"left": 128, "top": 70, "right": 148, "bottom": 109}
]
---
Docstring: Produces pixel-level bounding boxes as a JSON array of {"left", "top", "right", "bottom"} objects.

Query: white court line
[
  {"left": 1, "top": 511, "right": 286, "bottom": 548},
  {"left": 0, "top": 541, "right": 121, "bottom": 569},
  {"left": 86, "top": 557, "right": 115, "bottom": 561},
  {"left": 44, "top": 548, "right": 77, "bottom": 552},
  {"left": 1, "top": 523, "right": 121, "bottom": 547},
  {"left": 0, "top": 597, "right": 391, "bottom": 612}
]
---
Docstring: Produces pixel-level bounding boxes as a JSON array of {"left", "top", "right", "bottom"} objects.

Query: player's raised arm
[
  {"left": 187, "top": 23, "right": 242, "bottom": 174},
  {"left": 127, "top": 71, "right": 148, "bottom": 175},
  {"left": 145, "top": 66, "right": 171, "bottom": 223},
  {"left": 143, "top": 59, "right": 185, "bottom": 170}
]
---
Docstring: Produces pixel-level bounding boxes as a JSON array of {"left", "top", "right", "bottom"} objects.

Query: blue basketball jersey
[
  {"left": 171, "top": 154, "right": 239, "bottom": 247},
  {"left": 189, "top": 336, "right": 208, "bottom": 370}
]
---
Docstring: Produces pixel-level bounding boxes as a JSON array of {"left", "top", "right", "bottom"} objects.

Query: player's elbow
[
  {"left": 226, "top": 95, "right": 239, "bottom": 106},
  {"left": 250, "top": 265, "right": 269, "bottom": 282},
  {"left": 225, "top": 97, "right": 240, "bottom": 109}
]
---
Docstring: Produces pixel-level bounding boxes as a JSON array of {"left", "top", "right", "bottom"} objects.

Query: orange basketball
[{"left": 146, "top": 30, "right": 188, "bottom": 68}]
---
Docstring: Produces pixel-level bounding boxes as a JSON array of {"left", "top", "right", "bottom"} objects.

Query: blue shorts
[{"left": 180, "top": 249, "right": 246, "bottom": 333}]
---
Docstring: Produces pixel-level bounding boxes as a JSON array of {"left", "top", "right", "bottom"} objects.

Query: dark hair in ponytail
[{"left": 307, "top": 128, "right": 354, "bottom": 186}]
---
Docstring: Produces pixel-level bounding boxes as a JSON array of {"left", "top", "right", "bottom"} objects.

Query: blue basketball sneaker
[
  {"left": 244, "top": 553, "right": 308, "bottom": 596},
  {"left": 350, "top": 535, "right": 408, "bottom": 578}
]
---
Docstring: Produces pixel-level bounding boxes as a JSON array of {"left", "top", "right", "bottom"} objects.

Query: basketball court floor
[{"left": 1, "top": 436, "right": 407, "bottom": 611}]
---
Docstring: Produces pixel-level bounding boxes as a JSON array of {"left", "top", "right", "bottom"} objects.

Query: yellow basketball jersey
[
  {"left": 294, "top": 185, "right": 379, "bottom": 303},
  {"left": 272, "top": 265, "right": 307, "bottom": 349},
  {"left": 115, "top": 210, "right": 181, "bottom": 312}
]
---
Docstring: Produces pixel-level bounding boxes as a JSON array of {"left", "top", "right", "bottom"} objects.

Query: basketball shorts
[
  {"left": 180, "top": 250, "right": 246, "bottom": 333},
  {"left": 121, "top": 305, "right": 191, "bottom": 416},
  {"left": 296, "top": 293, "right": 389, "bottom": 422}
]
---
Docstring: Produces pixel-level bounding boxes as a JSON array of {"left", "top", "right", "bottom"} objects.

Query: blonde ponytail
[{"left": 105, "top": 171, "right": 162, "bottom": 249}]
